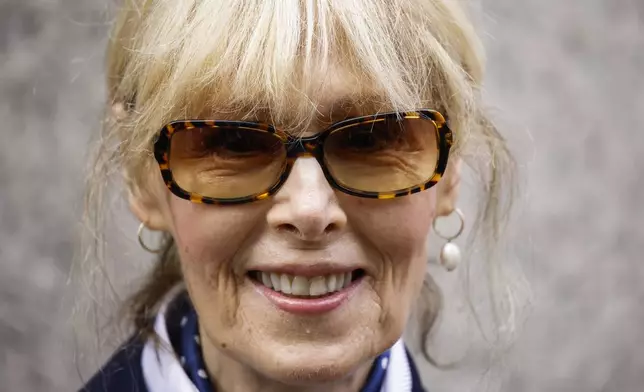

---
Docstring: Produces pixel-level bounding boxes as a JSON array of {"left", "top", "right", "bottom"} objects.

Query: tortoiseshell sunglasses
[{"left": 154, "top": 110, "right": 453, "bottom": 205}]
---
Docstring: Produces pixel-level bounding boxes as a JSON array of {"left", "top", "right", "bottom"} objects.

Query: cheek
[
  {"left": 166, "top": 198, "right": 265, "bottom": 324},
  {"left": 350, "top": 190, "right": 436, "bottom": 266},
  {"left": 168, "top": 198, "right": 261, "bottom": 267},
  {"left": 345, "top": 190, "right": 436, "bottom": 329}
]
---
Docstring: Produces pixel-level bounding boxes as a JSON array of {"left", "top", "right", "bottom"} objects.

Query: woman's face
[{"left": 133, "top": 79, "right": 447, "bottom": 385}]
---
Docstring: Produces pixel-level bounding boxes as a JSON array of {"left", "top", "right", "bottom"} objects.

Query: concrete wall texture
[{"left": 1, "top": 0, "right": 643, "bottom": 391}]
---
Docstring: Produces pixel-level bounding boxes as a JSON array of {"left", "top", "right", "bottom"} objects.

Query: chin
[
  {"left": 241, "top": 325, "right": 395, "bottom": 387},
  {"left": 257, "top": 348, "right": 364, "bottom": 385}
]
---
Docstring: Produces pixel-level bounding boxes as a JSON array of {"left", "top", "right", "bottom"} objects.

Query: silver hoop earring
[
  {"left": 432, "top": 208, "right": 465, "bottom": 272},
  {"left": 137, "top": 223, "right": 164, "bottom": 254}
]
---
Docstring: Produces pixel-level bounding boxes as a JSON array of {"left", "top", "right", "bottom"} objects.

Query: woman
[{"left": 79, "top": 0, "right": 516, "bottom": 391}]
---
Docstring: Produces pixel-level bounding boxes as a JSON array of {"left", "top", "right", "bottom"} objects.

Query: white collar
[
  {"left": 141, "top": 289, "right": 413, "bottom": 392},
  {"left": 383, "top": 338, "right": 413, "bottom": 392},
  {"left": 141, "top": 286, "right": 198, "bottom": 392}
]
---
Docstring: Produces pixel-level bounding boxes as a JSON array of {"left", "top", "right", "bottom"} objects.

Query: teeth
[
  {"left": 280, "top": 274, "right": 292, "bottom": 294},
  {"left": 326, "top": 274, "right": 337, "bottom": 292},
  {"left": 291, "top": 276, "right": 309, "bottom": 295},
  {"left": 336, "top": 273, "right": 345, "bottom": 289},
  {"left": 309, "top": 276, "right": 327, "bottom": 296},
  {"left": 258, "top": 271, "right": 358, "bottom": 297},
  {"left": 269, "top": 273, "right": 281, "bottom": 291},
  {"left": 261, "top": 272, "right": 273, "bottom": 288}
]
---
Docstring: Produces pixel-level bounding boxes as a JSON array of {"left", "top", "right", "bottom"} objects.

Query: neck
[{"left": 200, "top": 332, "right": 374, "bottom": 392}]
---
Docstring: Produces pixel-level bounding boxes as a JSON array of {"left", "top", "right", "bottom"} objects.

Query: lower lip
[{"left": 250, "top": 276, "right": 364, "bottom": 315}]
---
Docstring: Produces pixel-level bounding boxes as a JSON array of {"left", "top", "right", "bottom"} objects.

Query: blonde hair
[{"left": 80, "top": 0, "right": 520, "bottom": 370}]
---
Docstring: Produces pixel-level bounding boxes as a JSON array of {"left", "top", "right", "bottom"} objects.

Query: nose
[{"left": 267, "top": 158, "right": 347, "bottom": 243}]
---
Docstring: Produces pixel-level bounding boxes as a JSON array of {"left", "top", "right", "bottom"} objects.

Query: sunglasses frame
[{"left": 154, "top": 110, "right": 453, "bottom": 205}]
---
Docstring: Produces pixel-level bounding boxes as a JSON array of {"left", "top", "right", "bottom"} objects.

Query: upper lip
[{"left": 247, "top": 262, "right": 366, "bottom": 278}]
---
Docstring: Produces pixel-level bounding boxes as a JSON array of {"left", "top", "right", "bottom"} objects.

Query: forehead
[
  {"left": 196, "top": 65, "right": 393, "bottom": 132},
  {"left": 306, "top": 67, "right": 386, "bottom": 114}
]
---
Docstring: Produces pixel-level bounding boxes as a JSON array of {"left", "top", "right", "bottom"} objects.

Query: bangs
[{"left": 109, "top": 0, "right": 482, "bottom": 139}]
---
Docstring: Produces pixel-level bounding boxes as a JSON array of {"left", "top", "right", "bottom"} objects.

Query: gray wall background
[{"left": 1, "top": 0, "right": 643, "bottom": 391}]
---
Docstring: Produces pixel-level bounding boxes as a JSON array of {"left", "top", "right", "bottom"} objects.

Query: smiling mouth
[{"left": 247, "top": 269, "right": 366, "bottom": 299}]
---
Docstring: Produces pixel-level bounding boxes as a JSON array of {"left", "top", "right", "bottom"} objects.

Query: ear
[
  {"left": 435, "top": 157, "right": 463, "bottom": 217},
  {"left": 125, "top": 159, "right": 170, "bottom": 232},
  {"left": 128, "top": 186, "right": 170, "bottom": 232},
  {"left": 113, "top": 102, "right": 171, "bottom": 232}
]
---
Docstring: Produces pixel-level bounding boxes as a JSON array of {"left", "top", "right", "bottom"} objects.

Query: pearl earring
[{"left": 432, "top": 208, "right": 465, "bottom": 272}]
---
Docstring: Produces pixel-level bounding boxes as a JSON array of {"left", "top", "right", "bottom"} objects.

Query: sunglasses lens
[
  {"left": 169, "top": 126, "right": 286, "bottom": 199},
  {"left": 323, "top": 116, "right": 439, "bottom": 193}
]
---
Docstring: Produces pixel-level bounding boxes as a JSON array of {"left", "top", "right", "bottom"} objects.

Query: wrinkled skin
[{"left": 126, "top": 88, "right": 462, "bottom": 392}]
